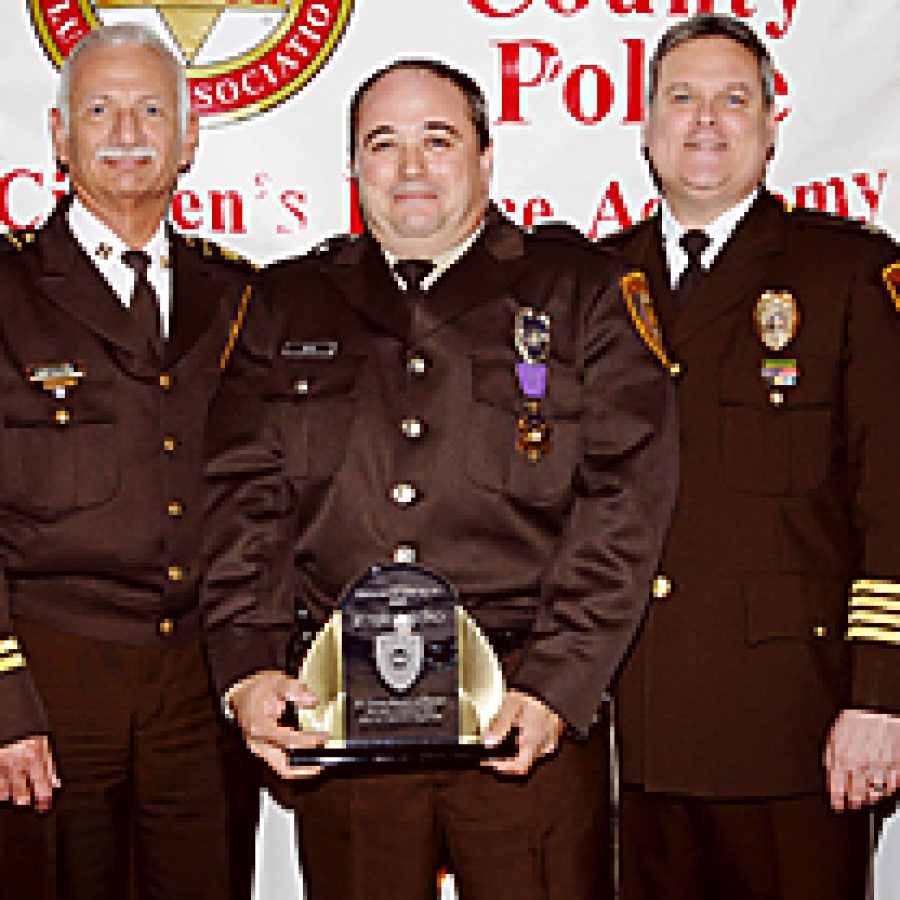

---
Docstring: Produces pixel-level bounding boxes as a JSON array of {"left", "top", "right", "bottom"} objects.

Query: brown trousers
[
  {"left": 619, "top": 785, "right": 885, "bottom": 900},
  {"left": 0, "top": 619, "right": 259, "bottom": 900},
  {"left": 290, "top": 722, "right": 612, "bottom": 900}
]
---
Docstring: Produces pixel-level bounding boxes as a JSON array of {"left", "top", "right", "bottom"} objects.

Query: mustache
[{"left": 96, "top": 147, "right": 158, "bottom": 161}]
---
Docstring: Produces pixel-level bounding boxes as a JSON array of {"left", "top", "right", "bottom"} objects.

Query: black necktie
[
  {"left": 676, "top": 230, "right": 711, "bottom": 301},
  {"left": 393, "top": 259, "right": 435, "bottom": 296},
  {"left": 122, "top": 250, "right": 162, "bottom": 352}
]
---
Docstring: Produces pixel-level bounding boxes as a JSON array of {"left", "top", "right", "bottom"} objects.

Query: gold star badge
[{"left": 95, "top": 1, "right": 287, "bottom": 62}]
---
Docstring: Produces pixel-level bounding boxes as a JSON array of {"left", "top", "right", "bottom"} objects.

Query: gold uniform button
[
  {"left": 55, "top": 408, "right": 71, "bottom": 425},
  {"left": 158, "top": 618, "right": 175, "bottom": 637},
  {"left": 167, "top": 500, "right": 184, "bottom": 517},
  {"left": 401, "top": 417, "right": 425, "bottom": 439},
  {"left": 393, "top": 544, "right": 418, "bottom": 564},
  {"left": 163, "top": 436, "right": 177, "bottom": 453},
  {"left": 406, "top": 355, "right": 428, "bottom": 377},
  {"left": 652, "top": 574, "right": 672, "bottom": 599},
  {"left": 159, "top": 373, "right": 173, "bottom": 390},
  {"left": 390, "top": 483, "right": 418, "bottom": 506},
  {"left": 769, "top": 390, "right": 784, "bottom": 406},
  {"left": 294, "top": 378, "right": 310, "bottom": 395},
  {"left": 669, "top": 362, "right": 683, "bottom": 379},
  {"left": 167, "top": 565, "right": 184, "bottom": 582},
  {"left": 813, "top": 625, "right": 828, "bottom": 639}
]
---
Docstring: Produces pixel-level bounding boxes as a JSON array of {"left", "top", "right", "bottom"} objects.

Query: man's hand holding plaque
[{"left": 228, "top": 670, "right": 328, "bottom": 779}]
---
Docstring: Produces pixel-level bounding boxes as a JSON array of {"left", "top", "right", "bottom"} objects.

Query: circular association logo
[{"left": 29, "top": 0, "right": 354, "bottom": 126}]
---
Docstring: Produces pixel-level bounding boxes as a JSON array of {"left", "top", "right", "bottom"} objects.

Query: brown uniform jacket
[
  {"left": 202, "top": 207, "right": 678, "bottom": 736},
  {"left": 601, "top": 190, "right": 900, "bottom": 797},
  {"left": 0, "top": 201, "right": 254, "bottom": 746}
]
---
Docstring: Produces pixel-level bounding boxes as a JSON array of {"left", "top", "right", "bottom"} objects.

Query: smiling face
[
  {"left": 353, "top": 67, "right": 492, "bottom": 258},
  {"left": 644, "top": 35, "right": 776, "bottom": 227},
  {"left": 51, "top": 40, "right": 198, "bottom": 226}
]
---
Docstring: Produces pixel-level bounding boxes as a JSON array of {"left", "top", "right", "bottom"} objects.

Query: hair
[
  {"left": 57, "top": 24, "right": 190, "bottom": 136},
  {"left": 647, "top": 13, "right": 775, "bottom": 107},
  {"left": 348, "top": 58, "right": 491, "bottom": 162}
]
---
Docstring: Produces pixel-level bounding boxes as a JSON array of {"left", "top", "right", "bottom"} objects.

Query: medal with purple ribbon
[{"left": 514, "top": 308, "right": 552, "bottom": 461}]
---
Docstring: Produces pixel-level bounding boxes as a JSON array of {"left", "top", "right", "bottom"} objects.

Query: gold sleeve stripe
[
  {"left": 847, "top": 625, "right": 900, "bottom": 646},
  {"left": 219, "top": 285, "right": 253, "bottom": 371},
  {"left": 0, "top": 653, "right": 26, "bottom": 674},
  {"left": 852, "top": 578, "right": 900, "bottom": 596},
  {"left": 849, "top": 598, "right": 900, "bottom": 615},
  {"left": 0, "top": 637, "right": 19, "bottom": 654},
  {"left": 848, "top": 610, "right": 900, "bottom": 628}
]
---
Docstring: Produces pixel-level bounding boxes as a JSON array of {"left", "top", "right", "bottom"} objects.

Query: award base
[{"left": 288, "top": 732, "right": 519, "bottom": 768}]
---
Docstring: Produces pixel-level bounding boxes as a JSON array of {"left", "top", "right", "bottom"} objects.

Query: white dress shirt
[{"left": 68, "top": 199, "right": 173, "bottom": 339}]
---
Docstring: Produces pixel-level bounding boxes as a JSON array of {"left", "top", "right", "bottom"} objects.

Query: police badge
[
  {"left": 375, "top": 613, "right": 424, "bottom": 694},
  {"left": 754, "top": 291, "right": 800, "bottom": 351}
]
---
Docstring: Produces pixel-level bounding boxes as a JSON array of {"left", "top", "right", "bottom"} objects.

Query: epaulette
[
  {"left": 182, "top": 235, "right": 258, "bottom": 271},
  {"left": 311, "top": 232, "right": 360, "bottom": 257},
  {"left": 525, "top": 220, "right": 587, "bottom": 246},
  {"left": 596, "top": 218, "right": 645, "bottom": 248},
  {"left": 787, "top": 205, "right": 886, "bottom": 238},
  {"left": 619, "top": 270, "right": 678, "bottom": 377},
  {"left": 1, "top": 231, "right": 37, "bottom": 252},
  {"left": 219, "top": 284, "right": 254, "bottom": 371}
]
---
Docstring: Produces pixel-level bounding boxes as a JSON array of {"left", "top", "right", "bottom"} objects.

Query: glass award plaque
[{"left": 288, "top": 564, "right": 508, "bottom": 767}]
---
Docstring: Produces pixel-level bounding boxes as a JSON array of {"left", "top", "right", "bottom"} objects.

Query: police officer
[
  {"left": 601, "top": 14, "right": 900, "bottom": 900},
  {"left": 201, "top": 59, "right": 677, "bottom": 899},
  {"left": 0, "top": 24, "right": 257, "bottom": 900}
]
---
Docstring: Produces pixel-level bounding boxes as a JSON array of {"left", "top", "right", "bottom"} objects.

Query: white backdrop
[{"left": 1, "top": 1, "right": 897, "bottom": 896}]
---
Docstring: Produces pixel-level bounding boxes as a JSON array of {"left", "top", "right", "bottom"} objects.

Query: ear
[
  {"left": 178, "top": 109, "right": 200, "bottom": 172},
  {"left": 764, "top": 102, "right": 778, "bottom": 161},
  {"left": 479, "top": 141, "right": 493, "bottom": 190},
  {"left": 49, "top": 108, "right": 69, "bottom": 168}
]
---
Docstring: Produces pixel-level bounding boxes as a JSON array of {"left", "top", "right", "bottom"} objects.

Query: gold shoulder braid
[
  {"left": 219, "top": 285, "right": 253, "bottom": 371},
  {"left": 620, "top": 271, "right": 676, "bottom": 374},
  {"left": 883, "top": 262, "right": 900, "bottom": 314}
]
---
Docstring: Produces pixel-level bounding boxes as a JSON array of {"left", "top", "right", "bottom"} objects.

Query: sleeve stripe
[
  {"left": 847, "top": 626, "right": 900, "bottom": 646},
  {"left": 848, "top": 610, "right": 900, "bottom": 628},
  {"left": 0, "top": 653, "right": 26, "bottom": 674},
  {"left": 849, "top": 598, "right": 900, "bottom": 614},
  {"left": 851, "top": 579, "right": 900, "bottom": 597}
]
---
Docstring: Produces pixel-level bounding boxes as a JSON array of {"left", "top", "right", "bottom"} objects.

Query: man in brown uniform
[
  {"left": 0, "top": 24, "right": 257, "bottom": 900},
  {"left": 601, "top": 14, "right": 900, "bottom": 900},
  {"left": 201, "top": 60, "right": 677, "bottom": 898}
]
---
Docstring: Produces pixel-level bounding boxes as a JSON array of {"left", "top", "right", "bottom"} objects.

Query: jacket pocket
[
  {"left": 720, "top": 360, "right": 834, "bottom": 496},
  {"left": 278, "top": 355, "right": 363, "bottom": 480},
  {"left": 744, "top": 573, "right": 844, "bottom": 645},
  {"left": 1, "top": 380, "right": 119, "bottom": 516},
  {"left": 465, "top": 354, "right": 582, "bottom": 506}
]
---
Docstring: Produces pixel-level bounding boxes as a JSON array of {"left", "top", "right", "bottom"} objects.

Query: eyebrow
[
  {"left": 362, "top": 120, "right": 463, "bottom": 147},
  {"left": 664, "top": 81, "right": 753, "bottom": 94}
]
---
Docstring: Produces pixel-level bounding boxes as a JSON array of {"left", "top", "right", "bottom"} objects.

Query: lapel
[
  {"left": 34, "top": 199, "right": 149, "bottom": 362},
  {"left": 325, "top": 205, "right": 529, "bottom": 342},
  {"left": 418, "top": 206, "right": 529, "bottom": 340},
  {"left": 327, "top": 232, "right": 410, "bottom": 341},
  {"left": 668, "top": 191, "right": 785, "bottom": 349},
  {"left": 165, "top": 229, "right": 224, "bottom": 366}
]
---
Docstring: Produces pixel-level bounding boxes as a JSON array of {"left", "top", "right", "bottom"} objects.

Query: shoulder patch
[
  {"left": 883, "top": 262, "right": 900, "bottom": 313},
  {"left": 219, "top": 285, "right": 254, "bottom": 371},
  {"left": 620, "top": 271, "right": 674, "bottom": 372}
]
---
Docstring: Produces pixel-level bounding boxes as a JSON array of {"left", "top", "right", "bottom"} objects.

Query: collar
[
  {"left": 67, "top": 199, "right": 172, "bottom": 336},
  {"left": 660, "top": 189, "right": 759, "bottom": 288},
  {"left": 381, "top": 221, "right": 485, "bottom": 292}
]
